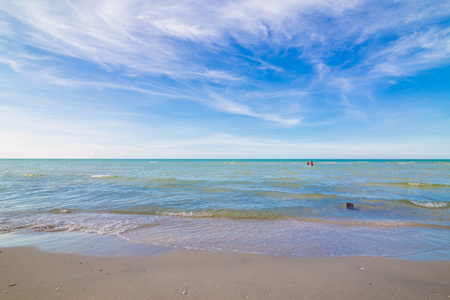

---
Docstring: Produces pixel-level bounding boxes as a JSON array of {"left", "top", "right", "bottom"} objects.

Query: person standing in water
[
  {"left": 310, "top": 161, "right": 314, "bottom": 166},
  {"left": 307, "top": 161, "right": 310, "bottom": 166}
]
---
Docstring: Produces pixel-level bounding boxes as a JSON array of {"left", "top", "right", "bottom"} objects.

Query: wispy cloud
[
  {"left": 369, "top": 27, "right": 450, "bottom": 77},
  {"left": 208, "top": 93, "right": 301, "bottom": 126},
  {"left": 2, "top": 0, "right": 448, "bottom": 77},
  {"left": 0, "top": 0, "right": 449, "bottom": 158}
]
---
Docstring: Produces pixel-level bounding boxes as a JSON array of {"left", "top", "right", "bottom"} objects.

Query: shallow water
[{"left": 1, "top": 159, "right": 449, "bottom": 257}]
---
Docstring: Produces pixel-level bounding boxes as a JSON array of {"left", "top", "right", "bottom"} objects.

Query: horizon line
[{"left": 1, "top": 158, "right": 449, "bottom": 160}]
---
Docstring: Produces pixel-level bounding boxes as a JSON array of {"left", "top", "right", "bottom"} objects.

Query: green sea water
[{"left": 0, "top": 159, "right": 449, "bottom": 257}]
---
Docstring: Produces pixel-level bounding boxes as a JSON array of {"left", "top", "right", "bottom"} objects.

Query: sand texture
[{"left": 1, "top": 246, "right": 449, "bottom": 299}]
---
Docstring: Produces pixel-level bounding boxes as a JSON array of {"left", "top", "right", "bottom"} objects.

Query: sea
[{"left": 0, "top": 159, "right": 449, "bottom": 258}]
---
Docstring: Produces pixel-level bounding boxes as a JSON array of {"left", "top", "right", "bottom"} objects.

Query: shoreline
[
  {"left": 0, "top": 231, "right": 171, "bottom": 258},
  {"left": 1, "top": 231, "right": 449, "bottom": 261},
  {"left": 1, "top": 232, "right": 449, "bottom": 299}
]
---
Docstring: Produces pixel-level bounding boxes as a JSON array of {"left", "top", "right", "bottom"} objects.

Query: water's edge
[{"left": 1, "top": 231, "right": 449, "bottom": 261}]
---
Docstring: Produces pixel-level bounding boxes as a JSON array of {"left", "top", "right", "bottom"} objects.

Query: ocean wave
[
  {"left": 48, "top": 208, "right": 78, "bottom": 214},
  {"left": 407, "top": 200, "right": 448, "bottom": 209},
  {"left": 121, "top": 216, "right": 450, "bottom": 257},
  {"left": 89, "top": 175, "right": 142, "bottom": 183},
  {"left": 270, "top": 177, "right": 301, "bottom": 181},
  {"left": 111, "top": 208, "right": 290, "bottom": 220},
  {"left": 239, "top": 190, "right": 341, "bottom": 201},
  {"left": 145, "top": 178, "right": 206, "bottom": 188},
  {"left": 23, "top": 173, "right": 44, "bottom": 177},
  {"left": 161, "top": 211, "right": 214, "bottom": 218},
  {"left": 266, "top": 181, "right": 303, "bottom": 188},
  {"left": 2, "top": 211, "right": 449, "bottom": 259},
  {"left": 364, "top": 182, "right": 450, "bottom": 189},
  {"left": 319, "top": 162, "right": 354, "bottom": 165},
  {"left": 3, "top": 212, "right": 448, "bottom": 236},
  {"left": 201, "top": 187, "right": 234, "bottom": 194},
  {"left": 0, "top": 212, "right": 143, "bottom": 236}
]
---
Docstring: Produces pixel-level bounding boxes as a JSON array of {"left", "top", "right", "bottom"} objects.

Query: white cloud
[
  {"left": 369, "top": 27, "right": 450, "bottom": 77},
  {"left": 208, "top": 93, "right": 301, "bottom": 126},
  {"left": 0, "top": 58, "right": 19, "bottom": 72},
  {"left": 194, "top": 70, "right": 244, "bottom": 82},
  {"left": 1, "top": 0, "right": 449, "bottom": 138},
  {"left": 0, "top": 0, "right": 362, "bottom": 76},
  {"left": 2, "top": 0, "right": 449, "bottom": 85}
]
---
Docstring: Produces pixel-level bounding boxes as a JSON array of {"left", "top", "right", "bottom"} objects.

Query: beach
[
  {"left": 1, "top": 159, "right": 449, "bottom": 298},
  {"left": 2, "top": 0, "right": 449, "bottom": 297},
  {"left": 2, "top": 245, "right": 449, "bottom": 300}
]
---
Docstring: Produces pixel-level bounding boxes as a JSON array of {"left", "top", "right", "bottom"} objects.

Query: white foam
[
  {"left": 410, "top": 201, "right": 448, "bottom": 208},
  {"left": 319, "top": 162, "right": 353, "bottom": 165},
  {"left": 162, "top": 211, "right": 213, "bottom": 218},
  {"left": 4, "top": 212, "right": 449, "bottom": 258},
  {"left": 90, "top": 175, "right": 111, "bottom": 178},
  {"left": 1, "top": 212, "right": 144, "bottom": 236}
]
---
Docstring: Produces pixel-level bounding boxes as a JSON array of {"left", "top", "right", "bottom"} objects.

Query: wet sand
[{"left": 1, "top": 246, "right": 449, "bottom": 299}]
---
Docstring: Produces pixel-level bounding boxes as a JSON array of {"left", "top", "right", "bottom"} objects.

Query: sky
[{"left": 0, "top": 0, "right": 449, "bottom": 159}]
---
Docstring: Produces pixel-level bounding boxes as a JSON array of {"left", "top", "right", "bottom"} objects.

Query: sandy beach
[{"left": 1, "top": 246, "right": 449, "bottom": 300}]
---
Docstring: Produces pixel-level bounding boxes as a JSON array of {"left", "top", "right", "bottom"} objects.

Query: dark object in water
[{"left": 346, "top": 202, "right": 354, "bottom": 210}]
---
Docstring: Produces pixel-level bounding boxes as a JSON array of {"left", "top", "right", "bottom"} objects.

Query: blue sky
[{"left": 0, "top": 0, "right": 449, "bottom": 159}]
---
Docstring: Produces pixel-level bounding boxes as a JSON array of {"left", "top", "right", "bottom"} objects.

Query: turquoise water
[{"left": 0, "top": 159, "right": 449, "bottom": 257}]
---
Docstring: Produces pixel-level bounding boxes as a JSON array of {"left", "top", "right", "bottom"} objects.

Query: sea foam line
[{"left": 409, "top": 200, "right": 448, "bottom": 209}]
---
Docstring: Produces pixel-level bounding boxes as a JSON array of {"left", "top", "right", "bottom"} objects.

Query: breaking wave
[
  {"left": 23, "top": 173, "right": 44, "bottom": 177},
  {"left": 407, "top": 200, "right": 449, "bottom": 209},
  {"left": 365, "top": 182, "right": 450, "bottom": 189}
]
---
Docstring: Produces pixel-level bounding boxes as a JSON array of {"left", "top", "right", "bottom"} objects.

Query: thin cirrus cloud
[
  {"left": 2, "top": 1, "right": 449, "bottom": 87},
  {"left": 207, "top": 93, "right": 302, "bottom": 126},
  {"left": 368, "top": 27, "right": 450, "bottom": 77},
  {"left": 0, "top": 0, "right": 449, "bottom": 158}
]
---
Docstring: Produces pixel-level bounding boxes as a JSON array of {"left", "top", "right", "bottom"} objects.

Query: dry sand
[{"left": 1, "top": 246, "right": 449, "bottom": 300}]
